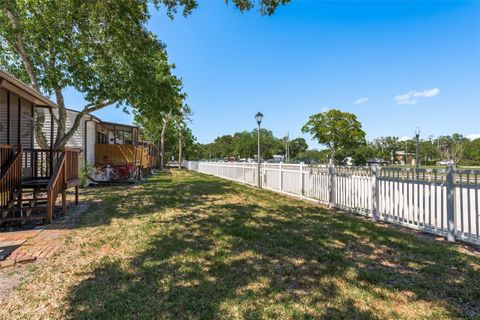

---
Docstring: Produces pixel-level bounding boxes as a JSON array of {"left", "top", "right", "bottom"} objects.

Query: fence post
[
  {"left": 328, "top": 162, "right": 335, "bottom": 207},
  {"left": 300, "top": 163, "right": 304, "bottom": 198},
  {"left": 446, "top": 164, "right": 456, "bottom": 242},
  {"left": 242, "top": 163, "right": 245, "bottom": 183},
  {"left": 371, "top": 166, "right": 379, "bottom": 221},
  {"left": 279, "top": 162, "right": 283, "bottom": 192}
]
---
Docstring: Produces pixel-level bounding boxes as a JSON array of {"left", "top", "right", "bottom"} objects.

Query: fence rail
[{"left": 184, "top": 161, "right": 480, "bottom": 245}]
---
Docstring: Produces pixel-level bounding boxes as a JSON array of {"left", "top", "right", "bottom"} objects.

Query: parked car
[
  {"left": 367, "top": 158, "right": 389, "bottom": 166},
  {"left": 342, "top": 157, "right": 353, "bottom": 166},
  {"left": 436, "top": 159, "right": 454, "bottom": 166}
]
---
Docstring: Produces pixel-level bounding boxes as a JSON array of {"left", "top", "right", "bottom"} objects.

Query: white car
[{"left": 436, "top": 160, "right": 454, "bottom": 166}]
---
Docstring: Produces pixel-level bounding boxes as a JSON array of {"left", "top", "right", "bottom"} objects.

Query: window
[{"left": 96, "top": 132, "right": 107, "bottom": 144}]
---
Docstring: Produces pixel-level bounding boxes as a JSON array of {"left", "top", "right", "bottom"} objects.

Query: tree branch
[
  {"left": 3, "top": 1, "right": 39, "bottom": 90},
  {"left": 54, "top": 99, "right": 117, "bottom": 148}
]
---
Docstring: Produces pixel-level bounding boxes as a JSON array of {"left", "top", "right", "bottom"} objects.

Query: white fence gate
[{"left": 183, "top": 161, "right": 480, "bottom": 245}]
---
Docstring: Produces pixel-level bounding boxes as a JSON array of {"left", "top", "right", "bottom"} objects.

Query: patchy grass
[{"left": 1, "top": 170, "right": 479, "bottom": 319}]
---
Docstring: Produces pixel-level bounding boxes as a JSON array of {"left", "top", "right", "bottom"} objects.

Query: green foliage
[
  {"left": 0, "top": 0, "right": 288, "bottom": 149},
  {"left": 80, "top": 161, "right": 91, "bottom": 186},
  {"left": 294, "top": 149, "right": 329, "bottom": 163},
  {"left": 302, "top": 109, "right": 366, "bottom": 162},
  {"left": 464, "top": 139, "right": 480, "bottom": 165},
  {"left": 197, "top": 128, "right": 301, "bottom": 160},
  {"left": 289, "top": 138, "right": 308, "bottom": 158}
]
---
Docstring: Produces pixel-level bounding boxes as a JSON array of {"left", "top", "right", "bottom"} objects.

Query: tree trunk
[
  {"left": 178, "top": 125, "right": 182, "bottom": 169},
  {"left": 33, "top": 109, "right": 49, "bottom": 149},
  {"left": 54, "top": 100, "right": 115, "bottom": 149},
  {"left": 3, "top": 2, "right": 40, "bottom": 91},
  {"left": 4, "top": 2, "right": 50, "bottom": 149},
  {"left": 160, "top": 118, "right": 167, "bottom": 171},
  {"left": 54, "top": 88, "right": 67, "bottom": 148},
  {"left": 330, "top": 147, "right": 336, "bottom": 164}
]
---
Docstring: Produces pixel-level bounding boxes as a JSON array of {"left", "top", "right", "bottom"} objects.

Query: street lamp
[
  {"left": 255, "top": 112, "right": 263, "bottom": 188},
  {"left": 415, "top": 127, "right": 420, "bottom": 169}
]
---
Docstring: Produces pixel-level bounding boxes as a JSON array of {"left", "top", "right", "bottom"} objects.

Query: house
[
  {"left": 0, "top": 71, "right": 80, "bottom": 225},
  {"left": 36, "top": 108, "right": 101, "bottom": 167},
  {"left": 39, "top": 109, "right": 158, "bottom": 182},
  {"left": 394, "top": 151, "right": 414, "bottom": 165},
  {"left": 94, "top": 122, "right": 157, "bottom": 180}
]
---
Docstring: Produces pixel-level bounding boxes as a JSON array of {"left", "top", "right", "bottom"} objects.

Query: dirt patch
[{"left": 0, "top": 200, "right": 90, "bottom": 300}]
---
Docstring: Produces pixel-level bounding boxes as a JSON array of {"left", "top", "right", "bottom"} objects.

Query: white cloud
[
  {"left": 399, "top": 136, "right": 413, "bottom": 142},
  {"left": 320, "top": 107, "right": 330, "bottom": 112},
  {"left": 354, "top": 97, "right": 369, "bottom": 105},
  {"left": 394, "top": 88, "right": 440, "bottom": 105},
  {"left": 467, "top": 133, "right": 480, "bottom": 140}
]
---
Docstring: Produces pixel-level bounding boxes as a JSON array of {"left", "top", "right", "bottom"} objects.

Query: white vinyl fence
[{"left": 184, "top": 161, "right": 480, "bottom": 245}]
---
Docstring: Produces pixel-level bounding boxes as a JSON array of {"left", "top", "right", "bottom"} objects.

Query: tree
[
  {"left": 436, "top": 134, "right": 466, "bottom": 164},
  {"left": 1, "top": 0, "right": 181, "bottom": 149},
  {"left": 463, "top": 139, "right": 480, "bottom": 165},
  {"left": 301, "top": 109, "right": 366, "bottom": 163},
  {"left": 289, "top": 138, "right": 308, "bottom": 159},
  {"left": 1, "top": 0, "right": 289, "bottom": 150},
  {"left": 173, "top": 104, "right": 192, "bottom": 168},
  {"left": 294, "top": 149, "right": 329, "bottom": 163}
]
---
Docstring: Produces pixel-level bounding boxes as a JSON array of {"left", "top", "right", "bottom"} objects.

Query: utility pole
[{"left": 415, "top": 127, "right": 420, "bottom": 169}]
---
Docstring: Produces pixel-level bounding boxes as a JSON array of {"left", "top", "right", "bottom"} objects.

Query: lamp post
[
  {"left": 415, "top": 127, "right": 420, "bottom": 169},
  {"left": 255, "top": 112, "right": 263, "bottom": 188}
]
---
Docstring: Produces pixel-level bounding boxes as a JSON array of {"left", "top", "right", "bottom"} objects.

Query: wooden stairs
[{"left": 0, "top": 145, "right": 80, "bottom": 226}]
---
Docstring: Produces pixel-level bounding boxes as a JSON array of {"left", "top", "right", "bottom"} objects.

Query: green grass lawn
[{"left": 2, "top": 170, "right": 479, "bottom": 319}]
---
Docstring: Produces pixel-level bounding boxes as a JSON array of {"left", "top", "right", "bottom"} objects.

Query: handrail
[
  {"left": 46, "top": 152, "right": 66, "bottom": 223},
  {"left": 0, "top": 148, "right": 22, "bottom": 182},
  {"left": 0, "top": 146, "right": 22, "bottom": 217},
  {"left": 64, "top": 147, "right": 80, "bottom": 182}
]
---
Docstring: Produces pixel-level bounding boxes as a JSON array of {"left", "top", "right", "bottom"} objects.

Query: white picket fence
[{"left": 183, "top": 161, "right": 480, "bottom": 245}]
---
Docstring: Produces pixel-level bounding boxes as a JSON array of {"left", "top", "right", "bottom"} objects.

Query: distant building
[
  {"left": 394, "top": 151, "right": 414, "bottom": 165},
  {"left": 273, "top": 155, "right": 284, "bottom": 163}
]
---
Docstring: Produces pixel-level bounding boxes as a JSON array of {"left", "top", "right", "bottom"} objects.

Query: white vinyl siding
[
  {"left": 0, "top": 88, "right": 8, "bottom": 144},
  {"left": 85, "top": 120, "right": 96, "bottom": 165},
  {"left": 10, "top": 93, "right": 19, "bottom": 145},
  {"left": 20, "top": 98, "right": 33, "bottom": 149},
  {"left": 36, "top": 108, "right": 85, "bottom": 149}
]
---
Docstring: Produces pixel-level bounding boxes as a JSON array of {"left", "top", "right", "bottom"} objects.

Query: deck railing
[
  {"left": 0, "top": 145, "right": 16, "bottom": 171},
  {"left": 22, "top": 148, "right": 62, "bottom": 179},
  {"left": 0, "top": 146, "right": 23, "bottom": 217},
  {"left": 184, "top": 161, "right": 480, "bottom": 246},
  {"left": 64, "top": 148, "right": 80, "bottom": 182},
  {"left": 95, "top": 144, "right": 150, "bottom": 168},
  {"left": 46, "top": 153, "right": 66, "bottom": 223}
]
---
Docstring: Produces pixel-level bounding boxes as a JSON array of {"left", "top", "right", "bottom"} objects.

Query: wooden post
[
  {"left": 6, "top": 91, "right": 10, "bottom": 144},
  {"left": 446, "top": 164, "right": 456, "bottom": 242},
  {"left": 61, "top": 188, "right": 66, "bottom": 214},
  {"left": 50, "top": 111, "right": 54, "bottom": 176},
  {"left": 371, "top": 166, "right": 380, "bottom": 221},
  {"left": 17, "top": 97, "right": 21, "bottom": 145},
  {"left": 75, "top": 185, "right": 79, "bottom": 205},
  {"left": 46, "top": 191, "right": 53, "bottom": 223}
]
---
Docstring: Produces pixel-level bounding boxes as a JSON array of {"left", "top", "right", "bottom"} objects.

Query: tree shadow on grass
[
  {"left": 76, "top": 172, "right": 233, "bottom": 228},
  {"left": 66, "top": 172, "right": 480, "bottom": 319}
]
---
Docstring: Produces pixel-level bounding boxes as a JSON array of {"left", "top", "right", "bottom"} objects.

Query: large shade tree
[
  {"left": 302, "top": 109, "right": 366, "bottom": 163},
  {"left": 0, "top": 0, "right": 181, "bottom": 149},
  {"left": 1, "top": 0, "right": 290, "bottom": 149}
]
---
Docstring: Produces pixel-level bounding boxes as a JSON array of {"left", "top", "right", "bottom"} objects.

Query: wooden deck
[
  {"left": 95, "top": 144, "right": 153, "bottom": 168},
  {"left": 0, "top": 145, "right": 80, "bottom": 225}
]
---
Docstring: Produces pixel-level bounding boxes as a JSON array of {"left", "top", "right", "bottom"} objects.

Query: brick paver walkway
[{"left": 0, "top": 227, "right": 68, "bottom": 266}]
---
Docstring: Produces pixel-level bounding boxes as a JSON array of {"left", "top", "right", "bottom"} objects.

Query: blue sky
[{"left": 64, "top": 1, "right": 480, "bottom": 149}]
